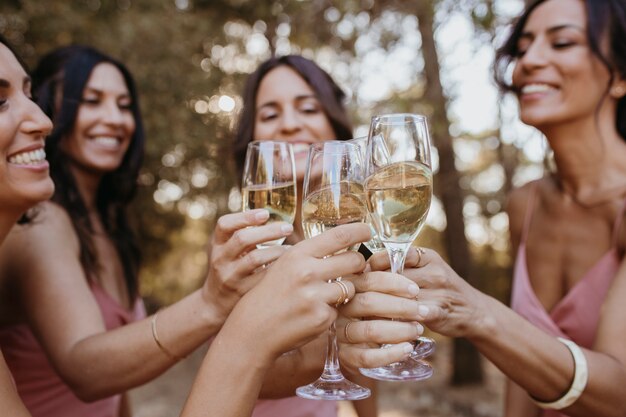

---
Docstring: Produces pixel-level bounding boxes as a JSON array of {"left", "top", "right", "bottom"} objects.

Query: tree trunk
[{"left": 415, "top": 0, "right": 483, "bottom": 385}]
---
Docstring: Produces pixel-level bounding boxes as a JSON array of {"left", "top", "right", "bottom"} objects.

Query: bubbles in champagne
[
  {"left": 364, "top": 161, "right": 432, "bottom": 245},
  {"left": 242, "top": 182, "right": 296, "bottom": 248},
  {"left": 302, "top": 181, "right": 368, "bottom": 250}
]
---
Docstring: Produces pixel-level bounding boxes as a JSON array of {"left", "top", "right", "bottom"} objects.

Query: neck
[
  {"left": 0, "top": 210, "right": 23, "bottom": 245},
  {"left": 69, "top": 164, "right": 103, "bottom": 212},
  {"left": 540, "top": 110, "right": 626, "bottom": 205}
]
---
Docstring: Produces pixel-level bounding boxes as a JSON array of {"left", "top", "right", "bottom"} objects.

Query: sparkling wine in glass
[
  {"left": 242, "top": 141, "right": 297, "bottom": 248},
  {"left": 347, "top": 137, "right": 386, "bottom": 254},
  {"left": 360, "top": 113, "right": 436, "bottom": 381},
  {"left": 296, "top": 141, "right": 371, "bottom": 401}
]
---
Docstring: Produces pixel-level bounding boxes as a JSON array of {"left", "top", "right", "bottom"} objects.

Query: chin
[{"left": 25, "top": 182, "right": 55, "bottom": 205}]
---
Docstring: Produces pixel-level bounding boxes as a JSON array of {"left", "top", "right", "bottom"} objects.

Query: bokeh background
[{"left": 1, "top": 0, "right": 546, "bottom": 414}]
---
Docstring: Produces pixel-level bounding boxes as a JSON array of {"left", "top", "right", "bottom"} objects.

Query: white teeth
[
  {"left": 8, "top": 148, "right": 46, "bottom": 165},
  {"left": 292, "top": 143, "right": 311, "bottom": 154},
  {"left": 521, "top": 83, "right": 556, "bottom": 94},
  {"left": 93, "top": 136, "right": 120, "bottom": 147}
]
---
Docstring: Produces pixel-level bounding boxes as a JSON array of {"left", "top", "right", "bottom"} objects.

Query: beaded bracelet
[{"left": 532, "top": 337, "right": 588, "bottom": 410}]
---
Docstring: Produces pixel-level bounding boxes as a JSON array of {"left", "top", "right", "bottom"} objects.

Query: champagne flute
[
  {"left": 242, "top": 141, "right": 297, "bottom": 248},
  {"left": 296, "top": 141, "right": 371, "bottom": 400},
  {"left": 347, "top": 137, "right": 386, "bottom": 254},
  {"left": 360, "top": 113, "right": 435, "bottom": 381}
]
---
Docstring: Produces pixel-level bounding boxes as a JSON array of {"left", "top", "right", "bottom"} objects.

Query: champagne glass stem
[
  {"left": 321, "top": 321, "right": 342, "bottom": 381},
  {"left": 385, "top": 242, "right": 410, "bottom": 274}
]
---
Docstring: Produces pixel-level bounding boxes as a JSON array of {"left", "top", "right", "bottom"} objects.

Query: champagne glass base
[
  {"left": 296, "top": 377, "right": 371, "bottom": 400},
  {"left": 359, "top": 358, "right": 433, "bottom": 381},
  {"left": 412, "top": 337, "right": 436, "bottom": 359}
]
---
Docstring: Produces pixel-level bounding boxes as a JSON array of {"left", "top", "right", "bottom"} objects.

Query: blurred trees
[{"left": 0, "top": 0, "right": 543, "bottom": 385}]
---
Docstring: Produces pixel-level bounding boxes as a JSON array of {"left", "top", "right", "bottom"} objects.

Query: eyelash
[
  {"left": 516, "top": 41, "right": 576, "bottom": 57},
  {"left": 81, "top": 98, "right": 132, "bottom": 110}
]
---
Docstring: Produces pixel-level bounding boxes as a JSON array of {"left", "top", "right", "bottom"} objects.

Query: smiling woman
[
  {"left": 0, "top": 34, "right": 54, "bottom": 417},
  {"left": 338, "top": 1, "right": 626, "bottom": 417},
  {"left": 0, "top": 44, "right": 54, "bottom": 217},
  {"left": 230, "top": 55, "right": 378, "bottom": 417},
  {"left": 0, "top": 45, "right": 294, "bottom": 417}
]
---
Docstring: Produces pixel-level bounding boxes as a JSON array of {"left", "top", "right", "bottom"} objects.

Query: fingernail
[
  {"left": 408, "top": 283, "right": 419, "bottom": 296},
  {"left": 418, "top": 305, "right": 429, "bottom": 318},
  {"left": 416, "top": 322, "right": 424, "bottom": 335},
  {"left": 255, "top": 210, "right": 269, "bottom": 220},
  {"left": 281, "top": 224, "right": 294, "bottom": 234},
  {"left": 402, "top": 343, "right": 414, "bottom": 354}
]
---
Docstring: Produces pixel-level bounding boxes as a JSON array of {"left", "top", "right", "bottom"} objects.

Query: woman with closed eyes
[
  {"left": 338, "top": 1, "right": 626, "bottom": 416},
  {"left": 231, "top": 55, "right": 379, "bottom": 417},
  {"left": 0, "top": 44, "right": 296, "bottom": 417}
]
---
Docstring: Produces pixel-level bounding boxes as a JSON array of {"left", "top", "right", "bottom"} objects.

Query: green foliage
[{"left": 0, "top": 0, "right": 530, "bottom": 308}]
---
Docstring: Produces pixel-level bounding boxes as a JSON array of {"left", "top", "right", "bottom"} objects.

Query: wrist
[
  {"left": 216, "top": 315, "right": 278, "bottom": 372},
  {"left": 465, "top": 291, "right": 501, "bottom": 343},
  {"left": 193, "top": 289, "right": 229, "bottom": 335}
]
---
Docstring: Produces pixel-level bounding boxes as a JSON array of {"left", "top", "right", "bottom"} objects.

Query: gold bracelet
[{"left": 151, "top": 311, "right": 183, "bottom": 361}]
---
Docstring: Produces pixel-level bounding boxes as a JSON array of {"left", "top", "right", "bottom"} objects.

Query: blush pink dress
[
  {"left": 252, "top": 397, "right": 336, "bottom": 417},
  {"left": 510, "top": 184, "right": 624, "bottom": 417},
  {"left": 0, "top": 281, "right": 146, "bottom": 417}
]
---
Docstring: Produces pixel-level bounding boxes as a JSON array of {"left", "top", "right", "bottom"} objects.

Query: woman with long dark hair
[
  {"left": 340, "top": 0, "right": 626, "bottom": 416},
  {"left": 0, "top": 45, "right": 294, "bottom": 417},
  {"left": 231, "top": 54, "right": 379, "bottom": 417},
  {"left": 0, "top": 39, "right": 383, "bottom": 417}
]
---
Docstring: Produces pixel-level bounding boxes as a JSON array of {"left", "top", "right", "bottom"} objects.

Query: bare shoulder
[
  {"left": 506, "top": 179, "right": 543, "bottom": 238},
  {"left": 3, "top": 201, "right": 79, "bottom": 260}
]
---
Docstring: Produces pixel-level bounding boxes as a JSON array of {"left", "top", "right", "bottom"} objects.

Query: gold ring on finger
[
  {"left": 415, "top": 247, "right": 425, "bottom": 267},
  {"left": 332, "top": 280, "right": 350, "bottom": 307},
  {"left": 344, "top": 320, "right": 357, "bottom": 344}
]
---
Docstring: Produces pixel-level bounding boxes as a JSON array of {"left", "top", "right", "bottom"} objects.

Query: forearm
[
  {"left": 58, "top": 290, "right": 224, "bottom": 400},
  {"left": 470, "top": 296, "right": 626, "bottom": 417},
  {"left": 180, "top": 323, "right": 272, "bottom": 417},
  {"left": 504, "top": 380, "right": 540, "bottom": 417},
  {"left": 348, "top": 372, "right": 377, "bottom": 417},
  {"left": 258, "top": 335, "right": 326, "bottom": 398}
]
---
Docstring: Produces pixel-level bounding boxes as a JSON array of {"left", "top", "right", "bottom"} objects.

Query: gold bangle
[{"left": 151, "top": 311, "right": 183, "bottom": 361}]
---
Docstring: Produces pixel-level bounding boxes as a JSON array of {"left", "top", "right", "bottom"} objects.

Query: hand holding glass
[
  {"left": 296, "top": 141, "right": 371, "bottom": 400},
  {"left": 360, "top": 113, "right": 435, "bottom": 381},
  {"left": 241, "top": 141, "right": 297, "bottom": 248}
]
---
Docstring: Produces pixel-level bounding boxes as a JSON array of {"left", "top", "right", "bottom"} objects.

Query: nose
[
  {"left": 21, "top": 97, "right": 53, "bottom": 137},
  {"left": 518, "top": 37, "right": 549, "bottom": 73},
  {"left": 279, "top": 107, "right": 303, "bottom": 135},
  {"left": 101, "top": 99, "right": 125, "bottom": 126}
]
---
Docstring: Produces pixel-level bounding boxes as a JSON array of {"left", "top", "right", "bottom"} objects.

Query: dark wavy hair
[
  {"left": 233, "top": 55, "right": 353, "bottom": 174},
  {"left": 32, "top": 45, "right": 144, "bottom": 299},
  {"left": 494, "top": 0, "right": 626, "bottom": 141}
]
